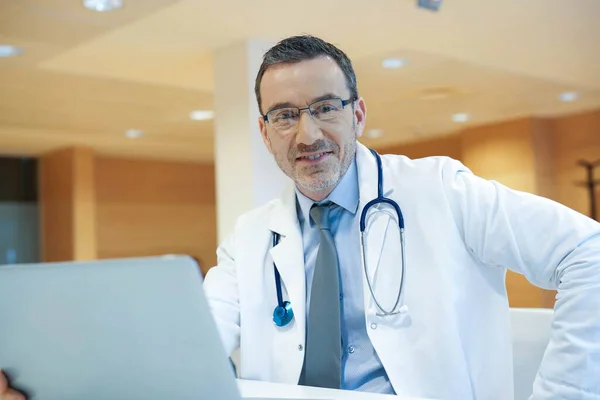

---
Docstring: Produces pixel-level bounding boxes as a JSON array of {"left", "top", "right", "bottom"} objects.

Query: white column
[{"left": 213, "top": 40, "right": 289, "bottom": 243}]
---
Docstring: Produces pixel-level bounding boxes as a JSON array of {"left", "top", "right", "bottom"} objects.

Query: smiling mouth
[{"left": 297, "top": 151, "right": 333, "bottom": 161}]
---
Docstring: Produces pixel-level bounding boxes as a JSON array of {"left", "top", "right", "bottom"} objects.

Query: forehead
[{"left": 260, "top": 57, "right": 349, "bottom": 110}]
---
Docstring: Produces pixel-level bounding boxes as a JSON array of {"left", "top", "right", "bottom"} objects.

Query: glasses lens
[
  {"left": 268, "top": 108, "right": 299, "bottom": 132},
  {"left": 310, "top": 99, "right": 344, "bottom": 121},
  {"left": 266, "top": 98, "right": 348, "bottom": 133}
]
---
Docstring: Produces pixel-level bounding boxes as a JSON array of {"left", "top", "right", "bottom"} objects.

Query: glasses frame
[{"left": 262, "top": 96, "right": 357, "bottom": 124}]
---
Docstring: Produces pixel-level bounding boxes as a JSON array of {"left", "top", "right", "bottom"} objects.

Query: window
[{"left": 0, "top": 156, "right": 39, "bottom": 264}]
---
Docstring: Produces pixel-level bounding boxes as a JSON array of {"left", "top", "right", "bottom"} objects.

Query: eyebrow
[{"left": 265, "top": 93, "right": 341, "bottom": 114}]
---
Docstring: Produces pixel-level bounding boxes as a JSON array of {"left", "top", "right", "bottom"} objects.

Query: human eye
[
  {"left": 273, "top": 108, "right": 298, "bottom": 122},
  {"left": 312, "top": 100, "right": 341, "bottom": 116}
]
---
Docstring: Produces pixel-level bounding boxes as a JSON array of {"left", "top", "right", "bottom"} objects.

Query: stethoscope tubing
[
  {"left": 271, "top": 149, "right": 407, "bottom": 325},
  {"left": 359, "top": 149, "right": 406, "bottom": 316},
  {"left": 273, "top": 232, "right": 284, "bottom": 307}
]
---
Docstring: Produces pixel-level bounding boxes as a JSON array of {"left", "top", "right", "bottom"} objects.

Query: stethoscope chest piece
[{"left": 273, "top": 300, "right": 294, "bottom": 327}]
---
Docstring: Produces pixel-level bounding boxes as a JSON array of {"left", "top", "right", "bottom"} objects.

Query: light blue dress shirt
[{"left": 294, "top": 159, "right": 396, "bottom": 395}]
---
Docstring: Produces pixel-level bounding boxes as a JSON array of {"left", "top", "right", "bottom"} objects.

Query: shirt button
[
  {"left": 347, "top": 345, "right": 355, "bottom": 354},
  {"left": 370, "top": 323, "right": 378, "bottom": 330},
  {"left": 298, "top": 344, "right": 303, "bottom": 351},
  {"left": 339, "top": 293, "right": 343, "bottom": 300}
]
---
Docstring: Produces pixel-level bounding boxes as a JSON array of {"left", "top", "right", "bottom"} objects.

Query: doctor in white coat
[{"left": 203, "top": 36, "right": 600, "bottom": 400}]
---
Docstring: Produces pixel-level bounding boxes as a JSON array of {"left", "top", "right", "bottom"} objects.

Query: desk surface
[{"left": 237, "top": 379, "right": 435, "bottom": 400}]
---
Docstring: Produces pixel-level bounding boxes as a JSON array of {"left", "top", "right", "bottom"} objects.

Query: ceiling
[{"left": 1, "top": 0, "right": 599, "bottom": 162}]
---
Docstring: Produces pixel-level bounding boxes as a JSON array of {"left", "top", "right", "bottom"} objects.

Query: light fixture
[
  {"left": 125, "top": 129, "right": 144, "bottom": 139},
  {"left": 83, "top": 0, "right": 123, "bottom": 12},
  {"left": 559, "top": 92, "right": 579, "bottom": 103},
  {"left": 190, "top": 110, "right": 215, "bottom": 121},
  {"left": 452, "top": 113, "right": 469, "bottom": 123},
  {"left": 0, "top": 45, "right": 24, "bottom": 58},
  {"left": 382, "top": 58, "right": 407, "bottom": 69},
  {"left": 366, "top": 129, "right": 384, "bottom": 138}
]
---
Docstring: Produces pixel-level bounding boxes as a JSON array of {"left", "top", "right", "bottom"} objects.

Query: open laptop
[{"left": 0, "top": 255, "right": 301, "bottom": 400}]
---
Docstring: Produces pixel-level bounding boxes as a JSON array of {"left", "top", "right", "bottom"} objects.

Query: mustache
[{"left": 289, "top": 139, "right": 338, "bottom": 160}]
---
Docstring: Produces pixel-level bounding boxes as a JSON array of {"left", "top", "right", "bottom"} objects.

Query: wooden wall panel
[
  {"left": 460, "top": 118, "right": 553, "bottom": 308},
  {"left": 552, "top": 109, "right": 600, "bottom": 218},
  {"left": 39, "top": 149, "right": 74, "bottom": 262},
  {"left": 531, "top": 118, "right": 557, "bottom": 201},
  {"left": 461, "top": 118, "right": 537, "bottom": 192},
  {"left": 94, "top": 156, "right": 217, "bottom": 274},
  {"left": 378, "top": 134, "right": 462, "bottom": 161},
  {"left": 73, "top": 147, "right": 97, "bottom": 260},
  {"left": 39, "top": 147, "right": 96, "bottom": 262}
]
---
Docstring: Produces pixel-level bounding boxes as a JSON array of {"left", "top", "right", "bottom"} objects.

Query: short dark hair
[{"left": 254, "top": 35, "right": 358, "bottom": 115}]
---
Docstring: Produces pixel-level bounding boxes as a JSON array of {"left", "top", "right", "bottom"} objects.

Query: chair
[{"left": 509, "top": 307, "right": 553, "bottom": 400}]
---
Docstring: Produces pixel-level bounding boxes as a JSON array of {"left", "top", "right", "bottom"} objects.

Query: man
[
  {"left": 202, "top": 35, "right": 600, "bottom": 399},
  {"left": 2, "top": 35, "right": 599, "bottom": 400}
]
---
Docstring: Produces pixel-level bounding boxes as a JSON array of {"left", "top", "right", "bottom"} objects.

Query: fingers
[
  {"left": 0, "top": 369, "right": 8, "bottom": 393},
  {"left": 0, "top": 370, "right": 25, "bottom": 400},
  {"left": 2, "top": 389, "right": 26, "bottom": 400}
]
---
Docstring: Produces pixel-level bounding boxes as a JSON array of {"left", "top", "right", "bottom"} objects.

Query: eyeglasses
[{"left": 263, "top": 97, "right": 356, "bottom": 134}]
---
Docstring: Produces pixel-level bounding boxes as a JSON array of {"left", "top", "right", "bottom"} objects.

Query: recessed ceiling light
[
  {"left": 83, "top": 0, "right": 123, "bottom": 12},
  {"left": 125, "top": 129, "right": 144, "bottom": 139},
  {"left": 559, "top": 92, "right": 579, "bottom": 102},
  {"left": 366, "top": 129, "right": 384, "bottom": 138},
  {"left": 190, "top": 110, "right": 215, "bottom": 121},
  {"left": 382, "top": 58, "right": 407, "bottom": 69},
  {"left": 452, "top": 113, "right": 469, "bottom": 123},
  {"left": 0, "top": 45, "right": 24, "bottom": 58}
]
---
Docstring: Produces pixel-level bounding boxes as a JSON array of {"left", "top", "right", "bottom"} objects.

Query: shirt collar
[{"left": 295, "top": 157, "right": 359, "bottom": 225}]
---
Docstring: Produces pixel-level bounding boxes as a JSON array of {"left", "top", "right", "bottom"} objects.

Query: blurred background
[{"left": 1, "top": 0, "right": 599, "bottom": 309}]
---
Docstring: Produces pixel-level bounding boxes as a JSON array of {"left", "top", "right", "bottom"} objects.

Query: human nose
[{"left": 295, "top": 109, "right": 323, "bottom": 146}]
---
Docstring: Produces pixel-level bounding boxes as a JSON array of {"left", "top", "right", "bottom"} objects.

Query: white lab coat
[{"left": 204, "top": 143, "right": 600, "bottom": 400}]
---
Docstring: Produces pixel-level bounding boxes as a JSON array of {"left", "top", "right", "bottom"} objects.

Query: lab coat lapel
[{"left": 267, "top": 184, "right": 306, "bottom": 339}]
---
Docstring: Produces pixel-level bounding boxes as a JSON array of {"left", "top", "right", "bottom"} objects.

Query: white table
[{"left": 237, "top": 379, "right": 436, "bottom": 400}]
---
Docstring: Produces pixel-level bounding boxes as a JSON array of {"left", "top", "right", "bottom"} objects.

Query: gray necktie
[{"left": 300, "top": 202, "right": 341, "bottom": 388}]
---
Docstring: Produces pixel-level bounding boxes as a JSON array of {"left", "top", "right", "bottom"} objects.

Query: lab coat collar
[{"left": 268, "top": 182, "right": 299, "bottom": 237}]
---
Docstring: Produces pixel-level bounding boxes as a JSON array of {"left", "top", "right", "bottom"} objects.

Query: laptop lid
[{"left": 0, "top": 255, "right": 240, "bottom": 400}]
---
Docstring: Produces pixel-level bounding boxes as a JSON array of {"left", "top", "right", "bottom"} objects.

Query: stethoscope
[
  {"left": 272, "top": 232, "right": 295, "bottom": 327},
  {"left": 271, "top": 149, "right": 406, "bottom": 327}
]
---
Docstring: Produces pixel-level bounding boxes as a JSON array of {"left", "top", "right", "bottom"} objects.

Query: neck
[{"left": 297, "top": 185, "right": 335, "bottom": 202}]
